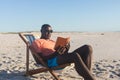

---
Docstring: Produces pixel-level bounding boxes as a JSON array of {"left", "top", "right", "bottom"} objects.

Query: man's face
[{"left": 41, "top": 27, "right": 53, "bottom": 39}]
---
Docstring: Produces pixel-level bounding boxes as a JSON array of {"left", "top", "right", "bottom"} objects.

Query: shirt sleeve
[{"left": 31, "top": 40, "right": 42, "bottom": 53}]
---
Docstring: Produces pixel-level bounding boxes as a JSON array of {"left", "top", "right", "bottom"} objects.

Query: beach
[{"left": 0, "top": 32, "right": 120, "bottom": 80}]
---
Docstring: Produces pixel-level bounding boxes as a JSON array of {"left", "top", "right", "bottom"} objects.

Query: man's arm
[
  {"left": 43, "top": 43, "right": 70, "bottom": 60},
  {"left": 42, "top": 51, "right": 59, "bottom": 60},
  {"left": 55, "top": 42, "right": 70, "bottom": 55}
]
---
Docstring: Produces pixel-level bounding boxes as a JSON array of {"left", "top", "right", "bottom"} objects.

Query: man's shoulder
[
  {"left": 34, "top": 39, "right": 45, "bottom": 42},
  {"left": 49, "top": 39, "right": 55, "bottom": 43},
  {"left": 35, "top": 39, "right": 54, "bottom": 42}
]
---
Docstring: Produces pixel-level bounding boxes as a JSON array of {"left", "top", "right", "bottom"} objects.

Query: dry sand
[{"left": 0, "top": 32, "right": 120, "bottom": 80}]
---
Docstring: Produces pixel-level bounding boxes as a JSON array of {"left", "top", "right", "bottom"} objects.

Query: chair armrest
[{"left": 19, "top": 33, "right": 30, "bottom": 45}]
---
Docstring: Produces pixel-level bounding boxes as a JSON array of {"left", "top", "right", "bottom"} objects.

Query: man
[{"left": 30, "top": 24, "right": 96, "bottom": 80}]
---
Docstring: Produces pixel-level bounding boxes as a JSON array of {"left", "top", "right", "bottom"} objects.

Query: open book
[{"left": 54, "top": 37, "right": 70, "bottom": 49}]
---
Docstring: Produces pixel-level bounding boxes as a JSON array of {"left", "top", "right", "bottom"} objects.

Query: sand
[{"left": 0, "top": 32, "right": 120, "bottom": 80}]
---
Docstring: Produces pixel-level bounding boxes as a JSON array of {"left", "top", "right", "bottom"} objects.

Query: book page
[{"left": 54, "top": 37, "right": 70, "bottom": 49}]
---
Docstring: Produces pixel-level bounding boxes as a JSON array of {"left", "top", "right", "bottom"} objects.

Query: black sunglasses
[{"left": 45, "top": 30, "right": 53, "bottom": 33}]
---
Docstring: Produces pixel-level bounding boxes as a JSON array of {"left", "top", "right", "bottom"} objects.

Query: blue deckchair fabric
[{"left": 25, "top": 35, "right": 35, "bottom": 44}]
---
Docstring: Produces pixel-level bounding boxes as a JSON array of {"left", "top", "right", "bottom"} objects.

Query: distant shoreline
[
  {"left": 0, "top": 31, "right": 83, "bottom": 34},
  {"left": 0, "top": 31, "right": 120, "bottom": 34}
]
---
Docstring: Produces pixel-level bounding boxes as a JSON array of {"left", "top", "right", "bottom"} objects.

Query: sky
[{"left": 0, "top": 0, "right": 120, "bottom": 32}]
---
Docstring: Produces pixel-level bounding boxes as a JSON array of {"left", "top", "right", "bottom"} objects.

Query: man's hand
[
  {"left": 65, "top": 42, "right": 70, "bottom": 52},
  {"left": 55, "top": 43, "right": 70, "bottom": 55}
]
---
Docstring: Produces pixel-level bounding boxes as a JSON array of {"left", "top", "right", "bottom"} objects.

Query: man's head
[{"left": 40, "top": 24, "right": 53, "bottom": 39}]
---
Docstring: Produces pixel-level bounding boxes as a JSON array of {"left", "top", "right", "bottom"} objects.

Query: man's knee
[{"left": 83, "top": 44, "right": 93, "bottom": 54}]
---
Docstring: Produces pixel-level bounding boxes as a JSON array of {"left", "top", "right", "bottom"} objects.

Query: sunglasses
[{"left": 45, "top": 30, "right": 53, "bottom": 33}]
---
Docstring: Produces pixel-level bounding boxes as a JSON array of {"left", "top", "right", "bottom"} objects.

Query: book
[{"left": 54, "top": 37, "right": 70, "bottom": 49}]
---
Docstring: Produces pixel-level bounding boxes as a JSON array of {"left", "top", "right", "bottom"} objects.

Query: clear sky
[{"left": 0, "top": 0, "right": 120, "bottom": 32}]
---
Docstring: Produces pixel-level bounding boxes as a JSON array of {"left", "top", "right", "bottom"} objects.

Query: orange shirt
[{"left": 31, "top": 39, "right": 56, "bottom": 56}]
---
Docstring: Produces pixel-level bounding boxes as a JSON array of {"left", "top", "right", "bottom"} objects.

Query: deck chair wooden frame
[{"left": 19, "top": 33, "right": 70, "bottom": 80}]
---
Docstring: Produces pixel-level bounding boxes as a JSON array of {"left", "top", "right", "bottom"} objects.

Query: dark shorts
[{"left": 47, "top": 57, "right": 58, "bottom": 68}]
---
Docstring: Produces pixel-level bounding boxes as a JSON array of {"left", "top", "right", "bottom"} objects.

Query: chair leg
[
  {"left": 49, "top": 70, "right": 60, "bottom": 80},
  {"left": 26, "top": 68, "right": 49, "bottom": 76},
  {"left": 25, "top": 68, "right": 60, "bottom": 80},
  {"left": 26, "top": 46, "right": 29, "bottom": 75}
]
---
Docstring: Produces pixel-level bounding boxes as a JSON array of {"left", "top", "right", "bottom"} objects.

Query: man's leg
[
  {"left": 57, "top": 53, "right": 95, "bottom": 80},
  {"left": 74, "top": 53, "right": 95, "bottom": 80},
  {"left": 73, "top": 45, "right": 93, "bottom": 71}
]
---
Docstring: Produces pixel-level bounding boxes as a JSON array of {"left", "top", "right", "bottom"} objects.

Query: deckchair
[{"left": 19, "top": 33, "right": 70, "bottom": 80}]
